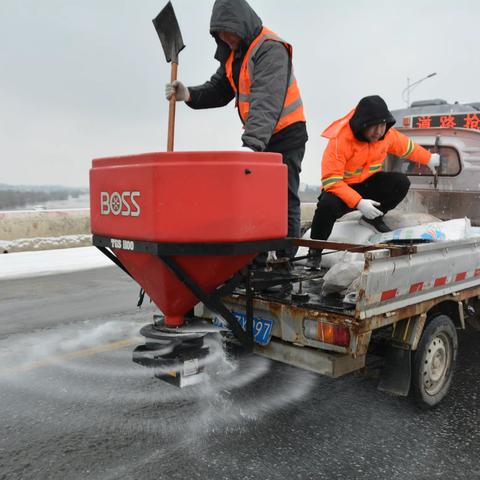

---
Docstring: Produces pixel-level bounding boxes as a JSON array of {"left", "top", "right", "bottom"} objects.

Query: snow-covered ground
[
  {"left": 0, "top": 234, "right": 92, "bottom": 254},
  {"left": 0, "top": 246, "right": 112, "bottom": 281}
]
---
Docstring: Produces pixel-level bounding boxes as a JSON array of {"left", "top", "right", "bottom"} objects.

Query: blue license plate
[{"left": 212, "top": 311, "right": 273, "bottom": 346}]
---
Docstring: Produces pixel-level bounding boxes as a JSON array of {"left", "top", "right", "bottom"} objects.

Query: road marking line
[{"left": 0, "top": 337, "right": 142, "bottom": 376}]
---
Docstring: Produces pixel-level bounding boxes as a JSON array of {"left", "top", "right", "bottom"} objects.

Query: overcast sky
[{"left": 1, "top": 0, "right": 479, "bottom": 187}]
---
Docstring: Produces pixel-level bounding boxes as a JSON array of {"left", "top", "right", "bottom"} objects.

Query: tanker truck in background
[{"left": 385, "top": 99, "right": 480, "bottom": 225}]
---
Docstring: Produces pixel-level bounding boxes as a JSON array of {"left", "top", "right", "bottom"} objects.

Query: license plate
[{"left": 212, "top": 312, "right": 273, "bottom": 346}]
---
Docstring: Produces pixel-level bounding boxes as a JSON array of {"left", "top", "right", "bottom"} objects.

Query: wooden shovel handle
[{"left": 167, "top": 62, "right": 178, "bottom": 152}]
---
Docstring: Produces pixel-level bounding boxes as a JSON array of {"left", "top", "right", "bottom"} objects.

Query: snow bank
[
  {"left": 0, "top": 246, "right": 113, "bottom": 280},
  {"left": 0, "top": 234, "right": 92, "bottom": 253}
]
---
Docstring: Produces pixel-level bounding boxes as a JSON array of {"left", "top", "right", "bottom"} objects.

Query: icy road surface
[{"left": 0, "top": 251, "right": 479, "bottom": 479}]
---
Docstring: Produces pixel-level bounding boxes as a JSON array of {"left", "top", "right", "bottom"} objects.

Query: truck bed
[
  {"left": 247, "top": 267, "right": 356, "bottom": 315},
  {"left": 208, "top": 236, "right": 480, "bottom": 373},
  {"left": 236, "top": 234, "right": 480, "bottom": 320}
]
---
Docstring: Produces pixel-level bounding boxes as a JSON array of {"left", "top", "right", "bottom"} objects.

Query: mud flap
[{"left": 378, "top": 345, "right": 411, "bottom": 396}]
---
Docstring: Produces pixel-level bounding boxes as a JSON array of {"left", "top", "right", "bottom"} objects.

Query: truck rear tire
[{"left": 411, "top": 314, "right": 457, "bottom": 408}]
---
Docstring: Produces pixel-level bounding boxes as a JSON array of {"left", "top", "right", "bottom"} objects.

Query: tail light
[
  {"left": 303, "top": 318, "right": 350, "bottom": 347},
  {"left": 402, "top": 116, "right": 411, "bottom": 127}
]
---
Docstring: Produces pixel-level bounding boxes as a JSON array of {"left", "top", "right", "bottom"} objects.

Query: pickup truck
[
  {"left": 194, "top": 100, "right": 480, "bottom": 409},
  {"left": 193, "top": 233, "right": 480, "bottom": 409},
  {"left": 92, "top": 103, "right": 480, "bottom": 409}
]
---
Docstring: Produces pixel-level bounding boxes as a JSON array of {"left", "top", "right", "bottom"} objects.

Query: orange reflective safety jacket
[
  {"left": 225, "top": 27, "right": 305, "bottom": 134},
  {"left": 320, "top": 110, "right": 432, "bottom": 208}
]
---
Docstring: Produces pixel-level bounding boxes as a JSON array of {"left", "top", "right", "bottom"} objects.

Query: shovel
[{"left": 152, "top": 2, "right": 185, "bottom": 152}]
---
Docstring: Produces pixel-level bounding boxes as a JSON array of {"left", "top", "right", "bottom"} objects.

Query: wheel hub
[{"left": 422, "top": 334, "right": 450, "bottom": 396}]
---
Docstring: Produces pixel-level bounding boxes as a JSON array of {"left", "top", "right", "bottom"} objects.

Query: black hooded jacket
[
  {"left": 349, "top": 95, "right": 396, "bottom": 142},
  {"left": 187, "top": 0, "right": 307, "bottom": 152}
]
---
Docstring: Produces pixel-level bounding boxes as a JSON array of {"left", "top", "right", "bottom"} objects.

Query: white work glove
[
  {"left": 427, "top": 153, "right": 440, "bottom": 173},
  {"left": 356, "top": 199, "right": 383, "bottom": 220},
  {"left": 165, "top": 80, "right": 190, "bottom": 102},
  {"left": 237, "top": 146, "right": 254, "bottom": 152}
]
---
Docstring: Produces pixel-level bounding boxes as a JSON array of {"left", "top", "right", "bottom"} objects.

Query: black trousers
[
  {"left": 255, "top": 145, "right": 305, "bottom": 263},
  {"left": 278, "top": 145, "right": 305, "bottom": 258},
  {"left": 310, "top": 171, "right": 410, "bottom": 241}
]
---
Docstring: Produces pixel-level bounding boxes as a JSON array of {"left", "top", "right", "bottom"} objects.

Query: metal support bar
[
  {"left": 390, "top": 315, "right": 427, "bottom": 351},
  {"left": 96, "top": 246, "right": 133, "bottom": 280},
  {"left": 410, "top": 314, "right": 427, "bottom": 351},
  {"left": 159, "top": 255, "right": 253, "bottom": 349},
  {"left": 293, "top": 238, "right": 413, "bottom": 257},
  {"left": 216, "top": 271, "right": 245, "bottom": 297},
  {"left": 458, "top": 301, "right": 466, "bottom": 330},
  {"left": 245, "top": 266, "right": 254, "bottom": 346},
  {"left": 252, "top": 275, "right": 299, "bottom": 290},
  {"left": 93, "top": 234, "right": 291, "bottom": 256}
]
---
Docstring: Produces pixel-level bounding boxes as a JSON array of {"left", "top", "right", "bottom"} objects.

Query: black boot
[
  {"left": 360, "top": 216, "right": 391, "bottom": 233},
  {"left": 306, "top": 248, "right": 322, "bottom": 270}
]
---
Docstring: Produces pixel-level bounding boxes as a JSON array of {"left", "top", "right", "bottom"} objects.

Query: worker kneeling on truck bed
[{"left": 308, "top": 95, "right": 440, "bottom": 267}]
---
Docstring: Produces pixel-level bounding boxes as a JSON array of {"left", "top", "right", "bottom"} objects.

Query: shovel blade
[{"left": 152, "top": 1, "right": 185, "bottom": 64}]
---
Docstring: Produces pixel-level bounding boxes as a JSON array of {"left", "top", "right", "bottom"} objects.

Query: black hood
[
  {"left": 210, "top": 0, "right": 263, "bottom": 62},
  {"left": 349, "top": 95, "right": 396, "bottom": 142}
]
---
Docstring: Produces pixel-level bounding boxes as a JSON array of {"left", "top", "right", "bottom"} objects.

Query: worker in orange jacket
[{"left": 309, "top": 95, "right": 440, "bottom": 266}]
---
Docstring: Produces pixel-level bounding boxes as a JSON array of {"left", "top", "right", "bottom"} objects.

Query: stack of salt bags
[
  {"left": 339, "top": 217, "right": 472, "bottom": 303},
  {"left": 299, "top": 211, "right": 443, "bottom": 270},
  {"left": 301, "top": 213, "right": 471, "bottom": 302},
  {"left": 369, "top": 217, "right": 472, "bottom": 244}
]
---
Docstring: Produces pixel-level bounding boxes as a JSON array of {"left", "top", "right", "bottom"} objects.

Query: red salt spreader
[{"left": 89, "top": 150, "right": 291, "bottom": 386}]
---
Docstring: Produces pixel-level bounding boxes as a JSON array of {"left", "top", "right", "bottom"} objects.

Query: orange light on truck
[
  {"left": 303, "top": 319, "right": 350, "bottom": 347},
  {"left": 403, "top": 116, "right": 411, "bottom": 127}
]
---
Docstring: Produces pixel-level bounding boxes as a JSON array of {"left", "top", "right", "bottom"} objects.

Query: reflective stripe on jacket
[
  {"left": 225, "top": 27, "right": 305, "bottom": 135},
  {"left": 321, "top": 110, "right": 432, "bottom": 208}
]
